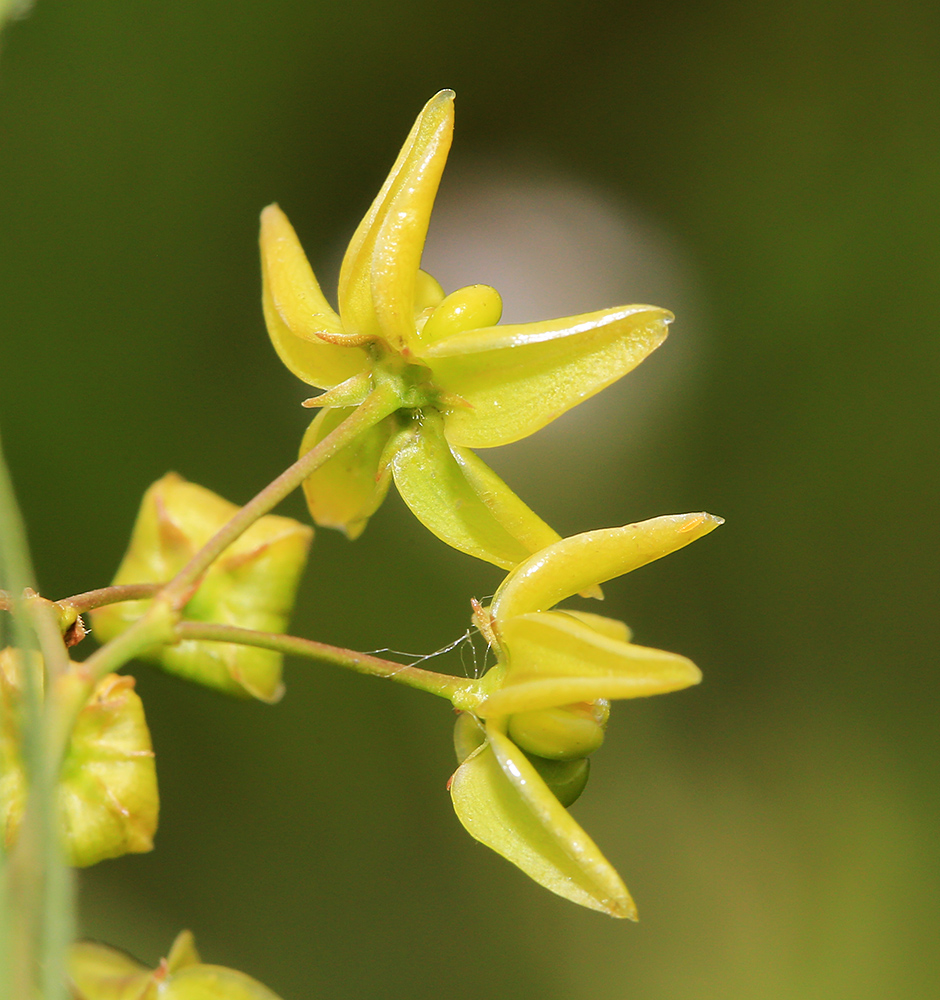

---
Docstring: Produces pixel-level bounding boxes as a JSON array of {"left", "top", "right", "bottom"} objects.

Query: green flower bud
[
  {"left": 0, "top": 649, "right": 158, "bottom": 866},
  {"left": 507, "top": 699, "right": 609, "bottom": 761},
  {"left": 90, "top": 473, "right": 313, "bottom": 701},
  {"left": 524, "top": 754, "right": 590, "bottom": 808},
  {"left": 59, "top": 671, "right": 158, "bottom": 866},
  {"left": 69, "top": 930, "right": 285, "bottom": 999}
]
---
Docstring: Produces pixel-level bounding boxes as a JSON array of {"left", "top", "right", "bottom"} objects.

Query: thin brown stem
[
  {"left": 58, "top": 583, "right": 161, "bottom": 614},
  {"left": 160, "top": 384, "right": 399, "bottom": 610},
  {"left": 175, "top": 621, "right": 481, "bottom": 707}
]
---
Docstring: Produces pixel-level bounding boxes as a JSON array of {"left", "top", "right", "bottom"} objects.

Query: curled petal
[
  {"left": 339, "top": 91, "right": 454, "bottom": 349},
  {"left": 427, "top": 305, "right": 671, "bottom": 447},
  {"left": 479, "top": 611, "right": 700, "bottom": 717},
  {"left": 260, "top": 204, "right": 371, "bottom": 388},
  {"left": 450, "top": 722, "right": 635, "bottom": 918},
  {"left": 390, "top": 410, "right": 560, "bottom": 569},
  {"left": 300, "top": 407, "right": 397, "bottom": 540},
  {"left": 492, "top": 513, "right": 724, "bottom": 622}
]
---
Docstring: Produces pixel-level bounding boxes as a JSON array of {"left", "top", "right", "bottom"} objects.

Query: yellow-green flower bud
[
  {"left": 59, "top": 671, "right": 158, "bottom": 866},
  {"left": 419, "top": 284, "right": 502, "bottom": 346},
  {"left": 91, "top": 473, "right": 313, "bottom": 701},
  {"left": 69, "top": 930, "right": 285, "bottom": 999},
  {"left": 0, "top": 649, "right": 158, "bottom": 866},
  {"left": 507, "top": 699, "right": 609, "bottom": 761}
]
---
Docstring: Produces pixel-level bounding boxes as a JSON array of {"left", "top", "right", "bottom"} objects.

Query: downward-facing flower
[
  {"left": 261, "top": 90, "right": 673, "bottom": 567},
  {"left": 450, "top": 512, "right": 723, "bottom": 918}
]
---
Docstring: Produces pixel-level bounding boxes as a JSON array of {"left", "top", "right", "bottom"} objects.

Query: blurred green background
[{"left": 2, "top": 1, "right": 938, "bottom": 997}]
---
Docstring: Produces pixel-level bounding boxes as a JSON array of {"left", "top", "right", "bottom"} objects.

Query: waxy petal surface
[
  {"left": 428, "top": 306, "right": 671, "bottom": 447},
  {"left": 391, "top": 411, "right": 559, "bottom": 569},
  {"left": 492, "top": 513, "right": 724, "bottom": 622},
  {"left": 450, "top": 723, "right": 635, "bottom": 918},
  {"left": 338, "top": 91, "right": 454, "bottom": 348},
  {"left": 300, "top": 407, "right": 397, "bottom": 540},
  {"left": 260, "top": 204, "right": 370, "bottom": 388},
  {"left": 479, "top": 612, "right": 700, "bottom": 717}
]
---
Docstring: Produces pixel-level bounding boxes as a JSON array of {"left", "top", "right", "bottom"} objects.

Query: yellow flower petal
[
  {"left": 427, "top": 305, "right": 671, "bottom": 447},
  {"left": 260, "top": 204, "right": 370, "bottom": 388},
  {"left": 450, "top": 722, "right": 635, "bottom": 918},
  {"left": 554, "top": 609, "right": 632, "bottom": 643},
  {"left": 491, "top": 513, "right": 724, "bottom": 622},
  {"left": 338, "top": 91, "right": 454, "bottom": 349},
  {"left": 479, "top": 611, "right": 700, "bottom": 717},
  {"left": 300, "top": 407, "right": 397, "bottom": 540},
  {"left": 390, "top": 410, "right": 560, "bottom": 568}
]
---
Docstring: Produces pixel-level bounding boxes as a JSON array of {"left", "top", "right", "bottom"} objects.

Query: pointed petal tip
[
  {"left": 610, "top": 897, "right": 639, "bottom": 921},
  {"left": 679, "top": 512, "right": 725, "bottom": 532}
]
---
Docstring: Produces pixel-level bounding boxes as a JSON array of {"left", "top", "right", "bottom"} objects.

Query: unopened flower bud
[
  {"left": 91, "top": 473, "right": 313, "bottom": 702},
  {"left": 0, "top": 649, "right": 158, "bottom": 866},
  {"left": 69, "top": 930, "right": 284, "bottom": 999},
  {"left": 59, "top": 671, "right": 158, "bottom": 866},
  {"left": 507, "top": 699, "right": 609, "bottom": 761},
  {"left": 420, "top": 284, "right": 502, "bottom": 346}
]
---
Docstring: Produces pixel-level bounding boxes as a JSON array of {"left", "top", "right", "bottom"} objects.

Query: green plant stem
[
  {"left": 58, "top": 582, "right": 160, "bottom": 614},
  {"left": 24, "top": 596, "right": 71, "bottom": 680},
  {"left": 160, "top": 384, "right": 400, "bottom": 610},
  {"left": 0, "top": 430, "right": 71, "bottom": 1000},
  {"left": 175, "top": 621, "right": 481, "bottom": 705}
]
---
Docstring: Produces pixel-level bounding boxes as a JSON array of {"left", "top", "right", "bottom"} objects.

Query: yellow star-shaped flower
[
  {"left": 450, "top": 512, "right": 722, "bottom": 918},
  {"left": 261, "top": 91, "right": 672, "bottom": 566}
]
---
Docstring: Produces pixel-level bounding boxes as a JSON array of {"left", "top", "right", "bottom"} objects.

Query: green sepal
[
  {"left": 390, "top": 409, "right": 559, "bottom": 569},
  {"left": 90, "top": 474, "right": 313, "bottom": 701},
  {"left": 449, "top": 720, "right": 635, "bottom": 919},
  {"left": 299, "top": 406, "right": 398, "bottom": 540}
]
